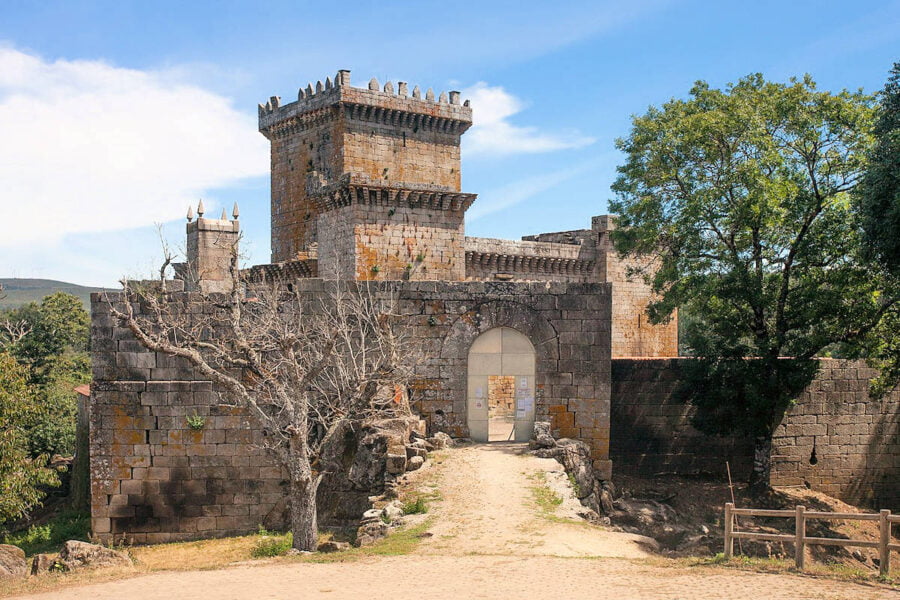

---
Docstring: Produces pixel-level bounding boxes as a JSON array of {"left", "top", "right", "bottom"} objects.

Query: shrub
[
  {"left": 251, "top": 528, "right": 293, "bottom": 558},
  {"left": 401, "top": 497, "right": 428, "bottom": 515},
  {"left": 3, "top": 509, "right": 90, "bottom": 555}
]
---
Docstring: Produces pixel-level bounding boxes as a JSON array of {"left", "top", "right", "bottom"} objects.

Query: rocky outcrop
[
  {"left": 56, "top": 541, "right": 131, "bottom": 571},
  {"left": 529, "top": 422, "right": 613, "bottom": 520},
  {"left": 0, "top": 544, "right": 27, "bottom": 579},
  {"left": 316, "top": 416, "right": 427, "bottom": 525},
  {"left": 30, "top": 553, "right": 55, "bottom": 575}
]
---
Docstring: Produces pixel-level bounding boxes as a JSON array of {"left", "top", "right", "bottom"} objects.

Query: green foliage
[
  {"left": 251, "top": 528, "right": 293, "bottom": 557},
  {"left": 858, "top": 62, "right": 900, "bottom": 276},
  {"left": 401, "top": 497, "right": 429, "bottom": 515},
  {"left": 610, "top": 74, "right": 895, "bottom": 486},
  {"left": 4, "top": 293, "right": 89, "bottom": 379},
  {"left": 856, "top": 63, "right": 900, "bottom": 395},
  {"left": 0, "top": 293, "right": 90, "bottom": 459},
  {"left": 185, "top": 414, "right": 206, "bottom": 431},
  {"left": 3, "top": 509, "right": 90, "bottom": 556},
  {"left": 27, "top": 351, "right": 89, "bottom": 458},
  {"left": 0, "top": 353, "right": 59, "bottom": 524}
]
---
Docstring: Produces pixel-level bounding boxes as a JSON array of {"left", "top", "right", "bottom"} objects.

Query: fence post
[
  {"left": 724, "top": 502, "right": 734, "bottom": 559},
  {"left": 880, "top": 509, "right": 891, "bottom": 578},
  {"left": 795, "top": 505, "right": 806, "bottom": 570}
]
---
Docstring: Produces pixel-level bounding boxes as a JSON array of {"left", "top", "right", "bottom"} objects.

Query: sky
[{"left": 0, "top": 0, "right": 898, "bottom": 287}]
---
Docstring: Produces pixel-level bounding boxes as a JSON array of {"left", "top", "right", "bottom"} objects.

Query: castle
[{"left": 88, "top": 71, "right": 899, "bottom": 543}]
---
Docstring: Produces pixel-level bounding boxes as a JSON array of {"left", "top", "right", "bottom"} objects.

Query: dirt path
[
  {"left": 417, "top": 442, "right": 655, "bottom": 558},
  {"left": 9, "top": 443, "right": 898, "bottom": 600}
]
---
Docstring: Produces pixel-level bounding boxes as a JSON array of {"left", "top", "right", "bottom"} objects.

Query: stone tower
[
  {"left": 258, "top": 70, "right": 477, "bottom": 280},
  {"left": 180, "top": 201, "right": 240, "bottom": 294}
]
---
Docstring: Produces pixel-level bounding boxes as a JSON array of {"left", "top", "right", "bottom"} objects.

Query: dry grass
[
  {"left": 130, "top": 534, "right": 262, "bottom": 571},
  {"left": 0, "top": 520, "right": 436, "bottom": 599}
]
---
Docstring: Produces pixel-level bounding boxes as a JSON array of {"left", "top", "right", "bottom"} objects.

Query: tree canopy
[
  {"left": 609, "top": 73, "right": 898, "bottom": 490},
  {"left": 858, "top": 62, "right": 900, "bottom": 276},
  {"left": 1, "top": 292, "right": 91, "bottom": 459},
  {"left": 0, "top": 352, "right": 59, "bottom": 524}
]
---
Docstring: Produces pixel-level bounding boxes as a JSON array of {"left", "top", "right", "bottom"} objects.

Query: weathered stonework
[
  {"left": 610, "top": 358, "right": 900, "bottom": 510},
  {"left": 91, "top": 279, "right": 613, "bottom": 542}
]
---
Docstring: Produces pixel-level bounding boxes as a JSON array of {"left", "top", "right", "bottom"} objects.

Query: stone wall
[
  {"left": 610, "top": 358, "right": 900, "bottom": 510},
  {"left": 90, "top": 279, "right": 614, "bottom": 542},
  {"left": 770, "top": 360, "right": 900, "bottom": 510},
  {"left": 318, "top": 204, "right": 466, "bottom": 281},
  {"left": 610, "top": 359, "right": 754, "bottom": 479},
  {"left": 488, "top": 375, "right": 515, "bottom": 413},
  {"left": 594, "top": 217, "right": 678, "bottom": 358}
]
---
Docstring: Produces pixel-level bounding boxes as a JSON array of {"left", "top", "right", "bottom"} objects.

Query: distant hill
[{"left": 0, "top": 278, "right": 116, "bottom": 310}]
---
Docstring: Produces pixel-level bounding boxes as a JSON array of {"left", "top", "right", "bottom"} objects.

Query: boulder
[
  {"left": 317, "top": 540, "right": 350, "bottom": 553},
  {"left": 56, "top": 541, "right": 131, "bottom": 571},
  {"left": 406, "top": 456, "right": 425, "bottom": 472},
  {"left": 30, "top": 553, "right": 56, "bottom": 575},
  {"left": 382, "top": 501, "right": 404, "bottom": 523},
  {"left": 427, "top": 431, "right": 453, "bottom": 449},
  {"left": 530, "top": 421, "right": 556, "bottom": 449},
  {"left": 0, "top": 544, "right": 27, "bottom": 579},
  {"left": 355, "top": 520, "right": 389, "bottom": 547},
  {"left": 405, "top": 445, "right": 427, "bottom": 460},
  {"left": 360, "top": 508, "right": 383, "bottom": 523},
  {"left": 385, "top": 453, "right": 407, "bottom": 475}
]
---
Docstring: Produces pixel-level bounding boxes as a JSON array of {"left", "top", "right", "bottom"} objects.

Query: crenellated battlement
[{"left": 258, "top": 69, "right": 472, "bottom": 140}]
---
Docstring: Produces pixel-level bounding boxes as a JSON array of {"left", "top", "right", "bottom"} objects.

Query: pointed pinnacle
[
  {"left": 197, "top": 199, "right": 205, "bottom": 217},
  {"left": 186, "top": 205, "right": 194, "bottom": 222},
  {"left": 220, "top": 207, "right": 227, "bottom": 220},
  {"left": 232, "top": 202, "right": 240, "bottom": 220}
]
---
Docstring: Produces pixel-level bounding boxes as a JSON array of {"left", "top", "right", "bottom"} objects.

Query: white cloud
[
  {"left": 461, "top": 82, "right": 595, "bottom": 157},
  {"left": 0, "top": 47, "right": 268, "bottom": 247},
  {"left": 467, "top": 155, "right": 611, "bottom": 221}
]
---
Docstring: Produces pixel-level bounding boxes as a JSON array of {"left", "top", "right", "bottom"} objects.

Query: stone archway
[
  {"left": 467, "top": 327, "right": 536, "bottom": 442},
  {"left": 439, "top": 300, "right": 559, "bottom": 439}
]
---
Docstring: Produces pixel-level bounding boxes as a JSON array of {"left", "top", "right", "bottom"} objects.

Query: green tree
[
  {"left": 857, "top": 63, "right": 900, "bottom": 396},
  {"left": 859, "top": 62, "right": 900, "bottom": 275},
  {"left": 1, "top": 293, "right": 91, "bottom": 458},
  {"left": 5, "top": 293, "right": 89, "bottom": 381},
  {"left": 0, "top": 352, "right": 59, "bottom": 525},
  {"left": 610, "top": 74, "right": 898, "bottom": 493}
]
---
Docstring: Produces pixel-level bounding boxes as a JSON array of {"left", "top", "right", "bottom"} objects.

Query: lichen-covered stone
[
  {"left": 0, "top": 545, "right": 26, "bottom": 579},
  {"left": 56, "top": 541, "right": 131, "bottom": 571}
]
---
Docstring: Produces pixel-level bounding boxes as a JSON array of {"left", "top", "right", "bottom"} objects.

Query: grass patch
[
  {"left": 3, "top": 510, "right": 90, "bottom": 556},
  {"left": 529, "top": 472, "right": 563, "bottom": 515},
  {"left": 401, "top": 497, "right": 429, "bottom": 515},
  {"left": 684, "top": 553, "right": 899, "bottom": 589},
  {"left": 300, "top": 519, "right": 434, "bottom": 563},
  {"left": 251, "top": 528, "right": 293, "bottom": 558}
]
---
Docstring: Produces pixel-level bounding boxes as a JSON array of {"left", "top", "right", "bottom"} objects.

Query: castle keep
[{"left": 89, "top": 71, "right": 898, "bottom": 543}]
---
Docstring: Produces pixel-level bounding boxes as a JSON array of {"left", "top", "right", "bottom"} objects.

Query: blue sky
[{"left": 1, "top": 0, "right": 898, "bottom": 286}]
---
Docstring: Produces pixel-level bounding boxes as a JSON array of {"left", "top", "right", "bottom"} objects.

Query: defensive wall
[
  {"left": 610, "top": 358, "right": 900, "bottom": 510},
  {"left": 90, "top": 279, "right": 614, "bottom": 543}
]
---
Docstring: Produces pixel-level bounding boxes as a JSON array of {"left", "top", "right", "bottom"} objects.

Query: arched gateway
[{"left": 467, "top": 327, "right": 536, "bottom": 442}]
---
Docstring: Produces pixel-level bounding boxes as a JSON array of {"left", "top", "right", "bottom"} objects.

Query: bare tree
[
  {"left": 0, "top": 286, "right": 32, "bottom": 351},
  {"left": 105, "top": 252, "right": 416, "bottom": 551}
]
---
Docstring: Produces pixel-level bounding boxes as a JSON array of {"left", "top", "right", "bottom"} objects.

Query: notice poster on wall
[
  {"left": 516, "top": 397, "right": 534, "bottom": 411},
  {"left": 519, "top": 377, "right": 528, "bottom": 389},
  {"left": 516, "top": 409, "right": 527, "bottom": 419},
  {"left": 475, "top": 387, "right": 484, "bottom": 398}
]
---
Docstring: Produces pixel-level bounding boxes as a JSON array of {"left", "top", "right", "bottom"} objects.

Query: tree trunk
[
  {"left": 748, "top": 435, "right": 773, "bottom": 497},
  {"left": 288, "top": 436, "right": 319, "bottom": 552}
]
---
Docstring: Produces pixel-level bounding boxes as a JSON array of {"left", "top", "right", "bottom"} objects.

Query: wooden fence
[{"left": 724, "top": 502, "right": 900, "bottom": 577}]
